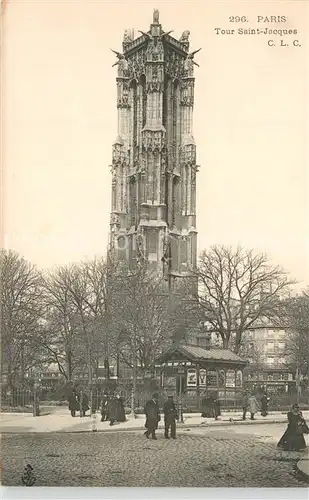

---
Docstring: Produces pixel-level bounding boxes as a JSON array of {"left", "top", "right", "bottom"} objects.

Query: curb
[
  {"left": 0, "top": 417, "right": 288, "bottom": 434},
  {"left": 296, "top": 459, "right": 309, "bottom": 482},
  {"left": 88, "top": 418, "right": 287, "bottom": 433}
]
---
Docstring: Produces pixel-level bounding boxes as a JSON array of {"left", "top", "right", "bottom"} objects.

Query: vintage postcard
[{"left": 1, "top": 0, "right": 308, "bottom": 493}]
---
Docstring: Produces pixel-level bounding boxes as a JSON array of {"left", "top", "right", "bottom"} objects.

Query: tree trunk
[
  {"left": 67, "top": 351, "right": 73, "bottom": 382},
  {"left": 222, "top": 338, "right": 229, "bottom": 349}
]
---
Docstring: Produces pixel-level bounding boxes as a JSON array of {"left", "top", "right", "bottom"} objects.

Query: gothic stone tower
[{"left": 109, "top": 9, "right": 200, "bottom": 284}]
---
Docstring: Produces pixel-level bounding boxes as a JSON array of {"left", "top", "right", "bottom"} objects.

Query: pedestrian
[
  {"left": 247, "top": 393, "right": 260, "bottom": 420},
  {"left": 68, "top": 389, "right": 79, "bottom": 417},
  {"left": 277, "top": 404, "right": 309, "bottom": 451},
  {"left": 213, "top": 396, "right": 221, "bottom": 420},
  {"left": 201, "top": 394, "right": 214, "bottom": 418},
  {"left": 114, "top": 394, "right": 126, "bottom": 422},
  {"left": 144, "top": 393, "right": 161, "bottom": 440},
  {"left": 107, "top": 394, "right": 118, "bottom": 426},
  {"left": 163, "top": 395, "right": 177, "bottom": 439},
  {"left": 100, "top": 391, "right": 108, "bottom": 422},
  {"left": 241, "top": 392, "right": 248, "bottom": 420},
  {"left": 79, "top": 390, "right": 89, "bottom": 417},
  {"left": 260, "top": 393, "right": 270, "bottom": 417}
]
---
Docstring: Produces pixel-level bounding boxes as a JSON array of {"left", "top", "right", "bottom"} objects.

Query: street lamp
[
  {"left": 177, "top": 366, "right": 185, "bottom": 423},
  {"left": 33, "top": 377, "right": 41, "bottom": 417}
]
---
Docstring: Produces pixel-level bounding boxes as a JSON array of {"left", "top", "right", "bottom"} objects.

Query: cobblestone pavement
[{"left": 2, "top": 425, "right": 308, "bottom": 488}]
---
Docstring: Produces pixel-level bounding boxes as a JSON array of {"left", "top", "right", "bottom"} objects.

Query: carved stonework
[
  {"left": 112, "top": 143, "right": 127, "bottom": 164},
  {"left": 181, "top": 144, "right": 196, "bottom": 165},
  {"left": 127, "top": 50, "right": 147, "bottom": 80},
  {"left": 136, "top": 232, "right": 146, "bottom": 263},
  {"left": 184, "top": 56, "right": 195, "bottom": 77},
  {"left": 181, "top": 95, "right": 194, "bottom": 107},
  {"left": 110, "top": 213, "right": 120, "bottom": 225},
  {"left": 165, "top": 51, "right": 185, "bottom": 79},
  {"left": 142, "top": 130, "right": 165, "bottom": 152},
  {"left": 117, "top": 79, "right": 130, "bottom": 108}
]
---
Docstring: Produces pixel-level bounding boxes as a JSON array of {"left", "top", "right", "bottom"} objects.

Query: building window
[
  {"left": 278, "top": 342, "right": 286, "bottom": 350},
  {"left": 267, "top": 357, "right": 274, "bottom": 366},
  {"left": 147, "top": 230, "right": 157, "bottom": 261}
]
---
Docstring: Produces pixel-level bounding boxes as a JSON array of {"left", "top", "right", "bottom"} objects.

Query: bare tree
[
  {"left": 40, "top": 257, "right": 134, "bottom": 386},
  {"left": 196, "top": 245, "right": 295, "bottom": 353},
  {"left": 41, "top": 266, "right": 85, "bottom": 382},
  {"left": 279, "top": 290, "right": 309, "bottom": 377},
  {"left": 112, "top": 263, "right": 194, "bottom": 373},
  {"left": 0, "top": 250, "right": 44, "bottom": 389}
]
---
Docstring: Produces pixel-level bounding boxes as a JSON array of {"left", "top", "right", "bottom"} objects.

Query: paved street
[
  {"left": 2, "top": 424, "right": 308, "bottom": 487},
  {"left": 3, "top": 407, "right": 307, "bottom": 433}
]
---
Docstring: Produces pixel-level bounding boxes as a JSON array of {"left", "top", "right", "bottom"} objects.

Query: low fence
[
  {"left": 1, "top": 389, "right": 35, "bottom": 410},
  {"left": 2, "top": 386, "right": 308, "bottom": 414}
]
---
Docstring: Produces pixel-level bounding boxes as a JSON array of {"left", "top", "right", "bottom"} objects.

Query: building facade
[
  {"left": 196, "top": 321, "right": 295, "bottom": 396},
  {"left": 109, "top": 10, "right": 200, "bottom": 283},
  {"left": 239, "top": 323, "right": 295, "bottom": 395}
]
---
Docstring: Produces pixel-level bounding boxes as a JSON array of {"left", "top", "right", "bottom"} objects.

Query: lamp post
[
  {"left": 91, "top": 377, "right": 98, "bottom": 432},
  {"left": 32, "top": 377, "right": 41, "bottom": 417},
  {"left": 130, "top": 331, "right": 138, "bottom": 419},
  {"left": 178, "top": 366, "right": 185, "bottom": 423}
]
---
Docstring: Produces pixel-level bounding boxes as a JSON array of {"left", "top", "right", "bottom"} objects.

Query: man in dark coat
[
  {"left": 107, "top": 395, "right": 118, "bottom": 426},
  {"left": 68, "top": 390, "right": 79, "bottom": 417},
  {"left": 163, "top": 395, "right": 177, "bottom": 439},
  {"left": 79, "top": 390, "right": 89, "bottom": 417},
  {"left": 241, "top": 392, "right": 249, "bottom": 420},
  {"left": 144, "top": 393, "right": 161, "bottom": 440},
  {"left": 100, "top": 392, "right": 108, "bottom": 422}
]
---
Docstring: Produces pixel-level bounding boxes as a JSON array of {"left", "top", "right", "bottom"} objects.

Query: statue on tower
[
  {"left": 179, "top": 30, "right": 190, "bottom": 42},
  {"left": 153, "top": 8, "right": 159, "bottom": 24},
  {"left": 123, "top": 29, "right": 133, "bottom": 44}
]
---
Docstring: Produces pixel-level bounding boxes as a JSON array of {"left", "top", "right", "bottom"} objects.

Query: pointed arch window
[
  {"left": 140, "top": 75, "right": 147, "bottom": 128},
  {"left": 130, "top": 80, "right": 138, "bottom": 149}
]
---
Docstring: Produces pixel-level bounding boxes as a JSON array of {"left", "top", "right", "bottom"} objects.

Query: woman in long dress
[
  {"left": 277, "top": 404, "right": 309, "bottom": 451},
  {"left": 260, "top": 394, "right": 270, "bottom": 417},
  {"left": 247, "top": 394, "right": 260, "bottom": 420}
]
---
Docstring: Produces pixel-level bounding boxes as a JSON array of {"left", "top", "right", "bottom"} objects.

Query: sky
[{"left": 2, "top": 0, "right": 309, "bottom": 287}]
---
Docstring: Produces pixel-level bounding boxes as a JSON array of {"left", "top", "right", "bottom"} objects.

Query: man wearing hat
[
  {"left": 163, "top": 395, "right": 177, "bottom": 439},
  {"left": 144, "top": 393, "right": 161, "bottom": 440}
]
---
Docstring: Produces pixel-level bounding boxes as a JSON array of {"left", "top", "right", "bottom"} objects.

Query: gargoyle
[
  {"left": 187, "top": 48, "right": 202, "bottom": 66},
  {"left": 138, "top": 30, "right": 173, "bottom": 41},
  {"left": 110, "top": 49, "right": 126, "bottom": 67}
]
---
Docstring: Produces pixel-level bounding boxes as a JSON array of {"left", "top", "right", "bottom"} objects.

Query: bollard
[{"left": 92, "top": 408, "right": 97, "bottom": 432}]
